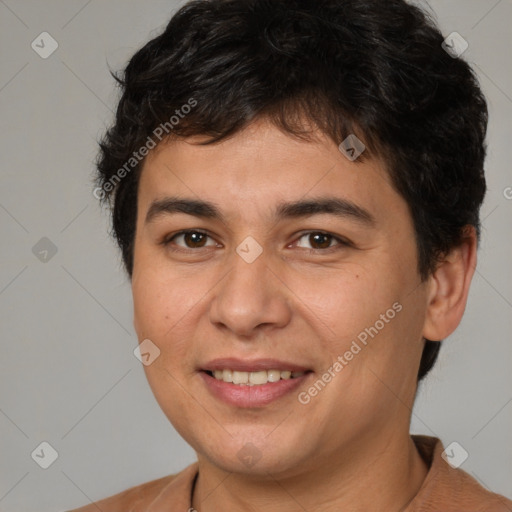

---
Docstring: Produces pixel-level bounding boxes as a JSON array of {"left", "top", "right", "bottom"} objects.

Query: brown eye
[
  {"left": 309, "top": 232, "right": 333, "bottom": 249},
  {"left": 183, "top": 231, "right": 207, "bottom": 248},
  {"left": 166, "top": 230, "right": 216, "bottom": 249},
  {"left": 294, "top": 231, "right": 349, "bottom": 252}
]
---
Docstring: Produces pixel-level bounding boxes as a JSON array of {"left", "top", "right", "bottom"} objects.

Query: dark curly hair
[{"left": 95, "top": 0, "right": 488, "bottom": 382}]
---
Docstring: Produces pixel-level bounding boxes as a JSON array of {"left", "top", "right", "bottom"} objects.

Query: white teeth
[
  {"left": 210, "top": 369, "right": 306, "bottom": 385},
  {"left": 249, "top": 371, "right": 268, "bottom": 385},
  {"left": 267, "top": 369, "right": 281, "bottom": 382},
  {"left": 232, "top": 371, "right": 249, "bottom": 385}
]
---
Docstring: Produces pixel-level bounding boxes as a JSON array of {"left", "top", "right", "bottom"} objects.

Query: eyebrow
[{"left": 145, "top": 196, "right": 376, "bottom": 227}]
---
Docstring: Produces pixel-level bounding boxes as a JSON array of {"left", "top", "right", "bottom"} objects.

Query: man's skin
[{"left": 130, "top": 118, "right": 477, "bottom": 512}]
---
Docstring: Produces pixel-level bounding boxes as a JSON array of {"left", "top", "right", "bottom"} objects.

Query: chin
[{"left": 191, "top": 428, "right": 314, "bottom": 477}]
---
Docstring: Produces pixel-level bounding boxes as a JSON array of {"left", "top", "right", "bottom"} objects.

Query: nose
[{"left": 209, "top": 246, "right": 292, "bottom": 338}]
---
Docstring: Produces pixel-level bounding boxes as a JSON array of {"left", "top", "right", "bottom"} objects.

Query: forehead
[{"left": 137, "top": 120, "right": 403, "bottom": 226}]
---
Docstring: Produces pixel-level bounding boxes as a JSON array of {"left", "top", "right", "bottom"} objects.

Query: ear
[{"left": 422, "top": 226, "right": 478, "bottom": 341}]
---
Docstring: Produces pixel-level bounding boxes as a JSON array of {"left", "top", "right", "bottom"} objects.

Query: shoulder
[
  {"left": 65, "top": 463, "right": 198, "bottom": 512},
  {"left": 65, "top": 474, "right": 175, "bottom": 512},
  {"left": 410, "top": 435, "right": 512, "bottom": 512}
]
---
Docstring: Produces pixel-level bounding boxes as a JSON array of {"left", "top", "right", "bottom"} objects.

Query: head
[{"left": 95, "top": 0, "right": 487, "bottom": 476}]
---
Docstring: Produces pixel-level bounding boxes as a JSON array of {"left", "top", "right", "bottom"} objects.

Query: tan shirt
[{"left": 67, "top": 435, "right": 512, "bottom": 511}]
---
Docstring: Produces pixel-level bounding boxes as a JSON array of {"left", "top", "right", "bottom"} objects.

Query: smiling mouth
[
  {"left": 200, "top": 361, "right": 313, "bottom": 407},
  {"left": 204, "top": 369, "right": 309, "bottom": 385}
]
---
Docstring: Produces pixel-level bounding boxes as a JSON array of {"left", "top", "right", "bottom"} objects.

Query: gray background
[{"left": 0, "top": 1, "right": 510, "bottom": 511}]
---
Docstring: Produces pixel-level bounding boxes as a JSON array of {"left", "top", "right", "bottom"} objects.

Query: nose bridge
[{"left": 209, "top": 241, "right": 291, "bottom": 335}]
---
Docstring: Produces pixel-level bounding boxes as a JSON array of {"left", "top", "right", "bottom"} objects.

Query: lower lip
[{"left": 200, "top": 371, "right": 310, "bottom": 408}]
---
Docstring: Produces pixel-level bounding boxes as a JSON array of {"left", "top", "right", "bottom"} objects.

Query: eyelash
[{"left": 161, "top": 230, "right": 351, "bottom": 254}]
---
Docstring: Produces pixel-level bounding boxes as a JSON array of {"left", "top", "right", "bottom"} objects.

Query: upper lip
[{"left": 201, "top": 358, "right": 311, "bottom": 373}]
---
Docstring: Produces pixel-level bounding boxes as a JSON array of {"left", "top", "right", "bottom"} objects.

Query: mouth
[
  {"left": 204, "top": 369, "right": 307, "bottom": 385},
  {"left": 199, "top": 358, "right": 313, "bottom": 408}
]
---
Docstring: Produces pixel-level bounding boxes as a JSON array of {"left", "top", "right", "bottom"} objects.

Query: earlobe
[{"left": 422, "top": 226, "right": 478, "bottom": 342}]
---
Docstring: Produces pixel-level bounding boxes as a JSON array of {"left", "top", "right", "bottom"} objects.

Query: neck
[{"left": 192, "top": 432, "right": 428, "bottom": 512}]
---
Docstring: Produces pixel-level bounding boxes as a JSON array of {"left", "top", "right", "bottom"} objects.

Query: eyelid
[
  {"left": 162, "top": 229, "right": 219, "bottom": 250},
  {"left": 162, "top": 229, "right": 351, "bottom": 252},
  {"left": 292, "top": 231, "right": 352, "bottom": 251}
]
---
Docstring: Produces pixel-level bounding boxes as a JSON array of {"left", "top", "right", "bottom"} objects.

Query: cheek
[
  {"left": 132, "top": 273, "right": 167, "bottom": 339},
  {"left": 292, "top": 267, "right": 396, "bottom": 352},
  {"left": 132, "top": 263, "right": 216, "bottom": 374},
  {"left": 132, "top": 267, "right": 189, "bottom": 352},
  {"left": 132, "top": 267, "right": 202, "bottom": 424}
]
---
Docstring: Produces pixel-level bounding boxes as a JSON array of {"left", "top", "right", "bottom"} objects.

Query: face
[{"left": 131, "top": 119, "right": 430, "bottom": 477}]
